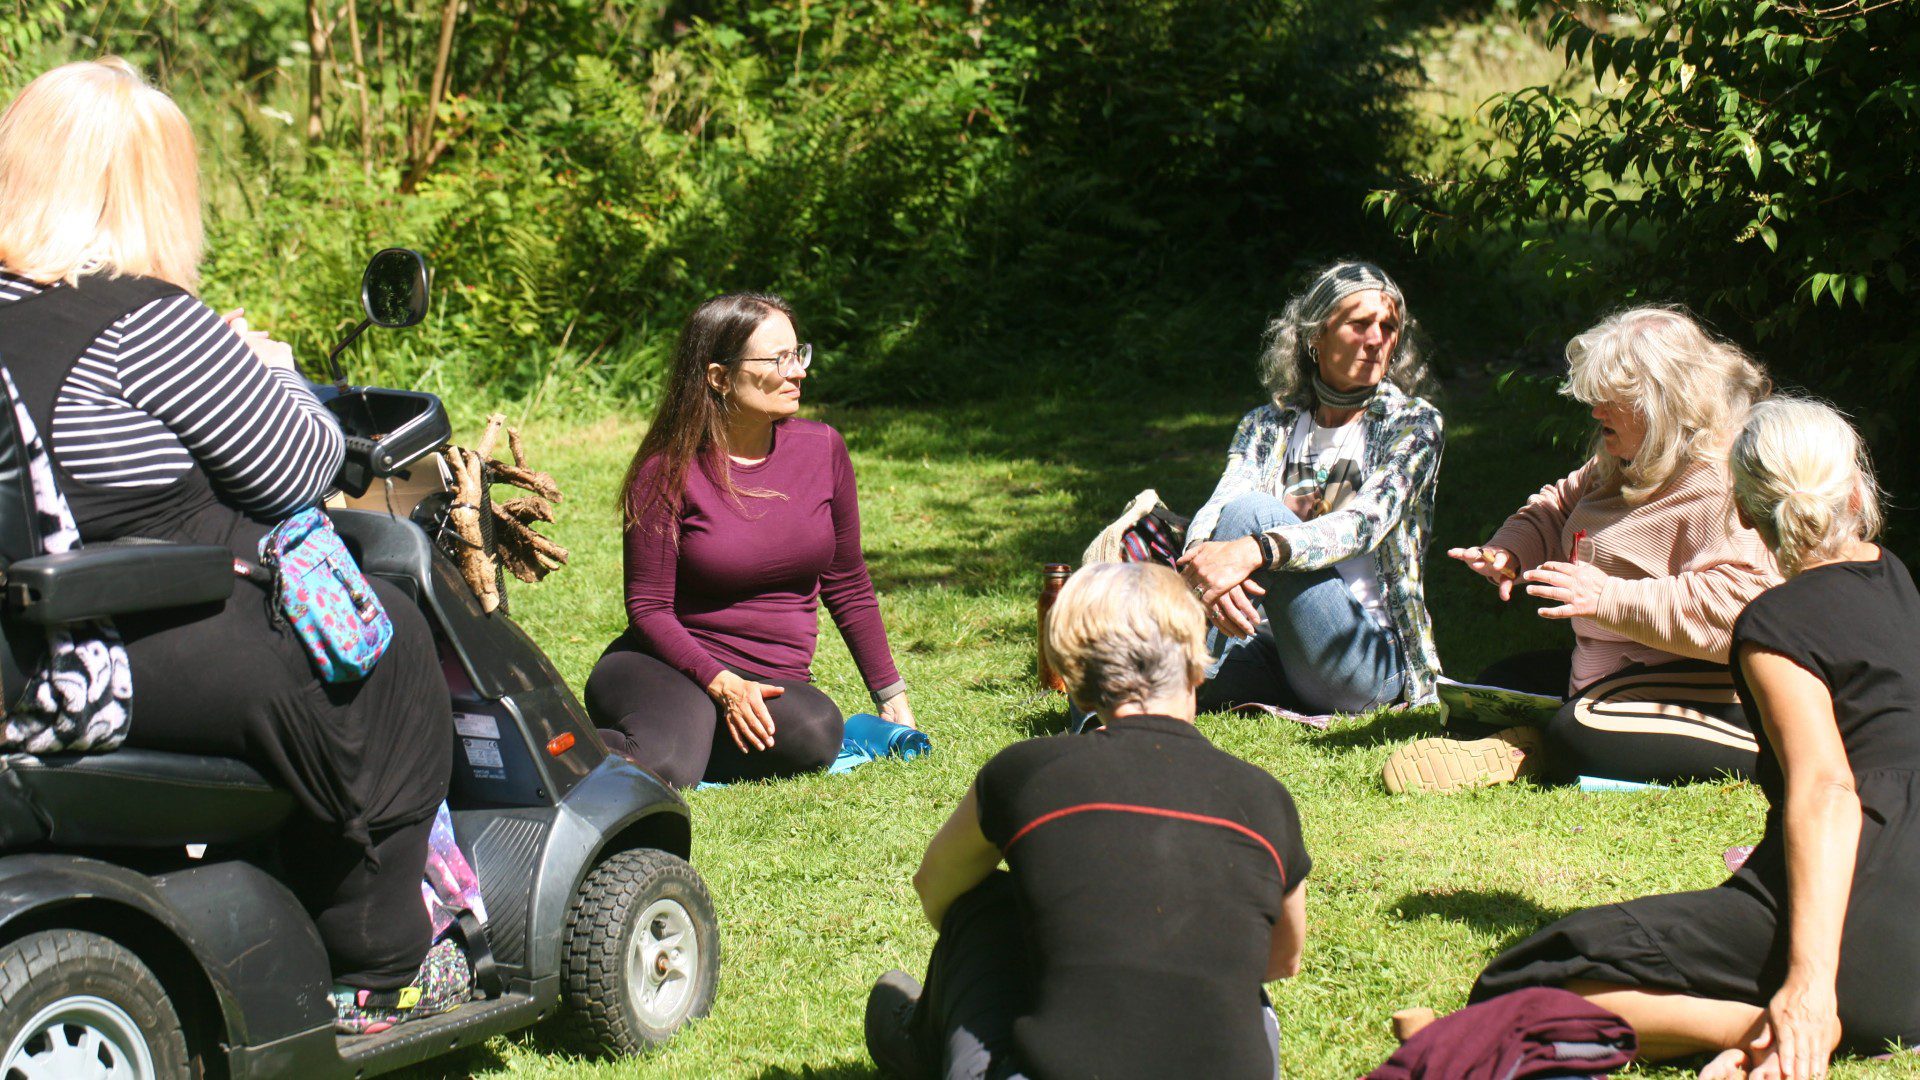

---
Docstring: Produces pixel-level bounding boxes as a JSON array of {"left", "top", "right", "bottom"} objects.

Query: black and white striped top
[{"left": 0, "top": 270, "right": 343, "bottom": 518}]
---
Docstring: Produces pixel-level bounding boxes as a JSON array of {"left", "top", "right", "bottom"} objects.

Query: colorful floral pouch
[{"left": 259, "top": 508, "right": 391, "bottom": 682}]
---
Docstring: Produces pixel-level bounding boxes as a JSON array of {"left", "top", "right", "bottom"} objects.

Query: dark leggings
[
  {"left": 121, "top": 577, "right": 451, "bottom": 989},
  {"left": 584, "top": 643, "right": 843, "bottom": 789},
  {"left": 907, "top": 873, "right": 1280, "bottom": 1080},
  {"left": 911, "top": 872, "right": 1034, "bottom": 1080},
  {"left": 1476, "top": 649, "right": 1759, "bottom": 785}
]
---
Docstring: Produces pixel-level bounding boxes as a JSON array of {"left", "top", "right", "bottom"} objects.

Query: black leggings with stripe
[{"left": 1474, "top": 649, "right": 1759, "bottom": 785}]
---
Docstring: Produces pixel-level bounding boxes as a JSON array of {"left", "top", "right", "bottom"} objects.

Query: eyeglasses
[{"left": 729, "top": 343, "right": 812, "bottom": 377}]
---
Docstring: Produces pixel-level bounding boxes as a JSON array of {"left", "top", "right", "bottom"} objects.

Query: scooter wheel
[
  {"left": 0, "top": 928, "right": 191, "bottom": 1080},
  {"left": 561, "top": 848, "right": 720, "bottom": 1055}
]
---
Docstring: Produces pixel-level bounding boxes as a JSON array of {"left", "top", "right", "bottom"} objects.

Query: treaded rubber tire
[
  {"left": 560, "top": 849, "right": 720, "bottom": 1055},
  {"left": 0, "top": 928, "right": 191, "bottom": 1080}
]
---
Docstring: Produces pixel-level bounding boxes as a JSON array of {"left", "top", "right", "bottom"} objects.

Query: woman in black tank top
[
  {"left": 0, "top": 60, "right": 456, "bottom": 1034},
  {"left": 1469, "top": 398, "right": 1920, "bottom": 1074}
]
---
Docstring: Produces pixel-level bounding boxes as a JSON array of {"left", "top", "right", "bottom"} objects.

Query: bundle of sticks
[{"left": 443, "top": 412, "right": 569, "bottom": 612}]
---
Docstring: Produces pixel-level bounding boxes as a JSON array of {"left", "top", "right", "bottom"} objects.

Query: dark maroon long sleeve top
[{"left": 622, "top": 417, "right": 904, "bottom": 697}]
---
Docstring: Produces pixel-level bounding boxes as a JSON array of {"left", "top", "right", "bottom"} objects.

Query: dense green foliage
[
  {"left": 1373, "top": 0, "right": 1920, "bottom": 461},
  {"left": 3, "top": 0, "right": 1425, "bottom": 405}
]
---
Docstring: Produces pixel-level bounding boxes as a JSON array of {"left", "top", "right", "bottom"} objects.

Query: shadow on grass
[
  {"left": 829, "top": 393, "right": 1241, "bottom": 600},
  {"left": 754, "top": 1060, "right": 879, "bottom": 1079},
  {"left": 1312, "top": 705, "right": 1441, "bottom": 750},
  {"left": 1017, "top": 702, "right": 1080, "bottom": 739},
  {"left": 390, "top": 1018, "right": 625, "bottom": 1078},
  {"left": 1392, "top": 888, "right": 1573, "bottom": 954}
]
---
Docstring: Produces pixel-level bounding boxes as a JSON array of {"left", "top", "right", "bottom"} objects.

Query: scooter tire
[
  {"left": 0, "top": 928, "right": 192, "bottom": 1080},
  {"left": 561, "top": 848, "right": 720, "bottom": 1055}
]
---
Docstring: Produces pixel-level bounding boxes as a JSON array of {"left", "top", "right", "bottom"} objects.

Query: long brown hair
[{"left": 620, "top": 291, "right": 797, "bottom": 532}]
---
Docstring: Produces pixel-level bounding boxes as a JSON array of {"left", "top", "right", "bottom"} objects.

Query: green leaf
[{"left": 1721, "top": 128, "right": 1763, "bottom": 179}]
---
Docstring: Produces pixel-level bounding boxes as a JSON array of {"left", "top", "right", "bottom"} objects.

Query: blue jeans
[{"left": 1198, "top": 492, "right": 1403, "bottom": 715}]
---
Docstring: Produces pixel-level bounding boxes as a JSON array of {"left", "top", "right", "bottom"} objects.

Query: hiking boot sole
[{"left": 1382, "top": 729, "right": 1541, "bottom": 794}]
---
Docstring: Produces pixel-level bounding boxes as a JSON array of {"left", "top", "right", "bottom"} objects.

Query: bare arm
[
  {"left": 912, "top": 784, "right": 1004, "bottom": 929},
  {"left": 1741, "top": 643, "right": 1856, "bottom": 1079},
  {"left": 1266, "top": 882, "right": 1307, "bottom": 981}
]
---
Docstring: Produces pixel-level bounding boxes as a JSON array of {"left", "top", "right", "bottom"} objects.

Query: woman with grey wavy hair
[
  {"left": 1257, "top": 262, "right": 1436, "bottom": 410},
  {"left": 1178, "top": 261, "right": 1445, "bottom": 716}
]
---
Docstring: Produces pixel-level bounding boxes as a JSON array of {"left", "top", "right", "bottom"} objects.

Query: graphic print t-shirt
[{"left": 1282, "top": 413, "right": 1389, "bottom": 626}]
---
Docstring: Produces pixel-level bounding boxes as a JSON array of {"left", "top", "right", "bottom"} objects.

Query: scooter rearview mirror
[
  {"left": 326, "top": 248, "right": 432, "bottom": 387},
  {"left": 362, "top": 248, "right": 431, "bottom": 328}
]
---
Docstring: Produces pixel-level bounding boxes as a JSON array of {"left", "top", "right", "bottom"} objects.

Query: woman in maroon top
[{"left": 586, "top": 292, "right": 915, "bottom": 788}]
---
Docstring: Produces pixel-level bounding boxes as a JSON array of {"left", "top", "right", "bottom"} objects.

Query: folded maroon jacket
[{"left": 1367, "top": 987, "right": 1637, "bottom": 1080}]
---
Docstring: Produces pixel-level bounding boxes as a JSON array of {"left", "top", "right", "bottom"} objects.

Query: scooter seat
[{"left": 0, "top": 748, "right": 294, "bottom": 850}]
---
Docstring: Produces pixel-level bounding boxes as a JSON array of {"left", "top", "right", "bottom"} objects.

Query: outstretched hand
[
  {"left": 1755, "top": 977, "right": 1841, "bottom": 1080},
  {"left": 1448, "top": 545, "right": 1519, "bottom": 601}
]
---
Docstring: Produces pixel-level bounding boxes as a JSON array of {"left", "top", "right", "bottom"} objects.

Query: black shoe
[{"left": 864, "top": 969, "right": 925, "bottom": 1078}]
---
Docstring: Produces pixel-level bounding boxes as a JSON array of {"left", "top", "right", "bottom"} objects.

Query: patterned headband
[{"left": 1298, "top": 263, "right": 1404, "bottom": 333}]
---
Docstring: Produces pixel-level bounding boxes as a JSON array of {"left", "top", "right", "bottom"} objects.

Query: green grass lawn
[{"left": 400, "top": 382, "right": 1917, "bottom": 1079}]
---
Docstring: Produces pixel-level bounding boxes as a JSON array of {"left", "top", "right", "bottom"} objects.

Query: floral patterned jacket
[{"left": 1186, "top": 381, "right": 1445, "bottom": 703}]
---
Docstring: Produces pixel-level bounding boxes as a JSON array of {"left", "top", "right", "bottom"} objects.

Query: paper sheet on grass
[{"left": 1436, "top": 676, "right": 1559, "bottom": 728}]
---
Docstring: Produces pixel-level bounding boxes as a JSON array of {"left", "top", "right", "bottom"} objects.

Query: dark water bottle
[{"left": 1037, "top": 563, "right": 1072, "bottom": 691}]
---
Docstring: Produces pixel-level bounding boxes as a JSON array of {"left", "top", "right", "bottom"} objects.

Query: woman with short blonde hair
[
  {"left": 1385, "top": 306, "right": 1781, "bottom": 793},
  {"left": 1041, "top": 561, "right": 1212, "bottom": 714},
  {"left": 1470, "top": 397, "right": 1920, "bottom": 1070},
  {"left": 864, "top": 563, "right": 1311, "bottom": 1080},
  {"left": 0, "top": 59, "right": 460, "bottom": 1033}
]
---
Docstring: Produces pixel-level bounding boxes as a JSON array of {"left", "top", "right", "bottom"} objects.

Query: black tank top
[{"left": 0, "top": 274, "right": 260, "bottom": 555}]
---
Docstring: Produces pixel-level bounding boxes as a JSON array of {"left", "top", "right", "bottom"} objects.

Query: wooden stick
[
  {"left": 508, "top": 426, "right": 528, "bottom": 468},
  {"left": 443, "top": 448, "right": 499, "bottom": 611},
  {"left": 490, "top": 503, "right": 570, "bottom": 563},
  {"left": 498, "top": 495, "right": 555, "bottom": 523},
  {"left": 488, "top": 461, "right": 563, "bottom": 503},
  {"left": 474, "top": 412, "right": 506, "bottom": 461},
  {"left": 495, "top": 537, "right": 542, "bottom": 583}
]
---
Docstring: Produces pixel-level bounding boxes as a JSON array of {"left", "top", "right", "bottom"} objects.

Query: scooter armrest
[{"left": 4, "top": 544, "right": 236, "bottom": 625}]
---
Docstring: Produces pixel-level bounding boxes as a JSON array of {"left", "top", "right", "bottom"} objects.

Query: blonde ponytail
[{"left": 1730, "top": 397, "right": 1881, "bottom": 576}]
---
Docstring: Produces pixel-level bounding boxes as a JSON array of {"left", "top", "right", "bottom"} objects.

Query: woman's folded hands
[
  {"left": 1178, "top": 537, "right": 1268, "bottom": 639},
  {"left": 706, "top": 669, "right": 785, "bottom": 753}
]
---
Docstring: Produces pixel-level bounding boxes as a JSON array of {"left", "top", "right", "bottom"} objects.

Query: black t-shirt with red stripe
[{"left": 974, "top": 713, "right": 1310, "bottom": 1080}]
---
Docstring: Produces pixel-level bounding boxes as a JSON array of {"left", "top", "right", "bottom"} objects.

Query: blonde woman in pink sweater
[{"left": 1384, "top": 308, "right": 1780, "bottom": 793}]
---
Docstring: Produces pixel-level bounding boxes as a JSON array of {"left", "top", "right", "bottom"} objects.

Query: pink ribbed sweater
[{"left": 1488, "top": 456, "right": 1782, "bottom": 693}]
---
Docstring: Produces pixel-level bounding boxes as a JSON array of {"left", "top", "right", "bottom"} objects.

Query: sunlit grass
[{"left": 392, "top": 383, "right": 1915, "bottom": 1079}]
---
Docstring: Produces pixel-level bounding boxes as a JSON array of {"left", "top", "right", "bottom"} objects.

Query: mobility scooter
[{"left": 0, "top": 250, "right": 719, "bottom": 1078}]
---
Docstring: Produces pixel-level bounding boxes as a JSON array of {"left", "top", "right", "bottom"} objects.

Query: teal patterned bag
[{"left": 259, "top": 508, "right": 392, "bottom": 682}]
